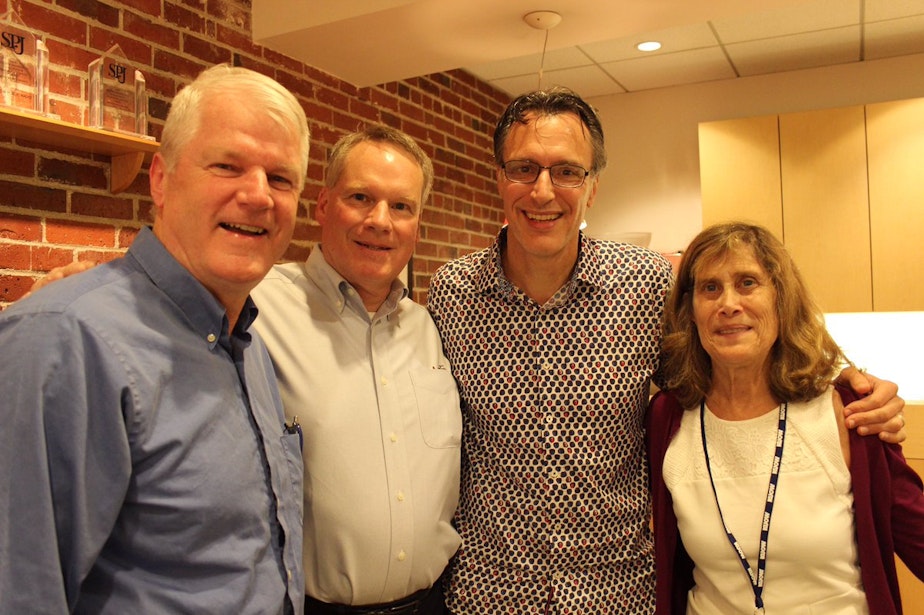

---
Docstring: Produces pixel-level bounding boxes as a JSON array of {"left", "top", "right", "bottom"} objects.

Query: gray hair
[{"left": 159, "top": 64, "right": 310, "bottom": 190}]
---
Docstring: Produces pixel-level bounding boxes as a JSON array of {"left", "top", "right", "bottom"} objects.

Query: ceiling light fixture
[
  {"left": 523, "top": 10, "right": 562, "bottom": 90},
  {"left": 636, "top": 41, "right": 662, "bottom": 52}
]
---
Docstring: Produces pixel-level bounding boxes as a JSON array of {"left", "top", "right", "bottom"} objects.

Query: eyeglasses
[{"left": 501, "top": 160, "right": 590, "bottom": 188}]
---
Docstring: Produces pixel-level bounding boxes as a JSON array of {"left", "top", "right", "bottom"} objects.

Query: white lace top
[{"left": 663, "top": 386, "right": 869, "bottom": 614}]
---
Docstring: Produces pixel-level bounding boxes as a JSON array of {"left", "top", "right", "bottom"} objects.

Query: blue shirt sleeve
[{"left": 0, "top": 310, "right": 132, "bottom": 614}]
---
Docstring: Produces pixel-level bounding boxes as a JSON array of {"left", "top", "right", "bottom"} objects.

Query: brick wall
[{"left": 0, "top": 0, "right": 510, "bottom": 308}]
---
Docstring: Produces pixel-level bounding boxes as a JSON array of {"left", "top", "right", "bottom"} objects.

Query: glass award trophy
[
  {"left": 88, "top": 43, "right": 149, "bottom": 137},
  {"left": 1, "top": 7, "right": 49, "bottom": 114}
]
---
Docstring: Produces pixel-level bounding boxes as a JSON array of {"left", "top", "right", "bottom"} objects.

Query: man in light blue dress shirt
[
  {"left": 0, "top": 64, "right": 309, "bottom": 614},
  {"left": 252, "top": 126, "right": 461, "bottom": 615}
]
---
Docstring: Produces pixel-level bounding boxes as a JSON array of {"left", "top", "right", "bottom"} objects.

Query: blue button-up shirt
[{"left": 0, "top": 227, "right": 304, "bottom": 614}]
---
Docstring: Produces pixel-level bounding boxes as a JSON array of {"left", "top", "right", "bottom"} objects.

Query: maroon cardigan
[{"left": 646, "top": 386, "right": 924, "bottom": 615}]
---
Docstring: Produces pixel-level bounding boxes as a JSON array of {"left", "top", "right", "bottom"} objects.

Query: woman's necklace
[{"left": 699, "top": 400, "right": 789, "bottom": 615}]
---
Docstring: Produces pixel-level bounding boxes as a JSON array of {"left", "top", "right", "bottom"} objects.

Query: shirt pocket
[{"left": 409, "top": 368, "right": 462, "bottom": 449}]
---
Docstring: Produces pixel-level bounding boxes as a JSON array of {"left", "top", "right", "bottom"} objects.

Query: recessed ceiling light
[{"left": 636, "top": 41, "right": 662, "bottom": 52}]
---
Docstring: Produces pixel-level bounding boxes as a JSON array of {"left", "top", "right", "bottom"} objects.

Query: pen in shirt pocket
[{"left": 284, "top": 416, "right": 303, "bottom": 451}]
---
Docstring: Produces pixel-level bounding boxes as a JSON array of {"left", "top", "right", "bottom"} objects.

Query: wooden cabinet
[
  {"left": 779, "top": 106, "right": 872, "bottom": 312},
  {"left": 699, "top": 97, "right": 924, "bottom": 313},
  {"left": 866, "top": 98, "right": 924, "bottom": 311},
  {"left": 0, "top": 106, "right": 158, "bottom": 193},
  {"left": 699, "top": 115, "right": 783, "bottom": 238}
]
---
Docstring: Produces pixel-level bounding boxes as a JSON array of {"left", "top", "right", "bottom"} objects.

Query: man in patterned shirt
[{"left": 427, "top": 88, "right": 904, "bottom": 614}]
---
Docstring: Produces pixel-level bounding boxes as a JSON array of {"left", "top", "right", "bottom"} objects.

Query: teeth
[
  {"left": 527, "top": 213, "right": 560, "bottom": 221},
  {"left": 223, "top": 223, "right": 266, "bottom": 235}
]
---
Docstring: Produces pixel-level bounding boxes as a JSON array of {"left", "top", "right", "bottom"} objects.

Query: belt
[{"left": 305, "top": 582, "right": 441, "bottom": 615}]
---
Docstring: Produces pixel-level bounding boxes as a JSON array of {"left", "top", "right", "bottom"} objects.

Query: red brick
[
  {"left": 0, "top": 213, "right": 42, "bottom": 240},
  {"left": 78, "top": 249, "right": 127, "bottom": 263},
  {"left": 71, "top": 193, "right": 135, "bottom": 220},
  {"left": 0, "top": 182, "right": 67, "bottom": 214},
  {"left": 56, "top": 0, "right": 120, "bottom": 27},
  {"left": 164, "top": 1, "right": 206, "bottom": 33},
  {"left": 152, "top": 49, "right": 205, "bottom": 83},
  {"left": 43, "top": 40, "right": 94, "bottom": 72},
  {"left": 46, "top": 221, "right": 117, "bottom": 248},
  {"left": 117, "top": 227, "right": 142, "bottom": 248},
  {"left": 30, "top": 245, "right": 80, "bottom": 271},
  {"left": 123, "top": 12, "right": 181, "bottom": 51},
  {"left": 20, "top": 3, "right": 88, "bottom": 45},
  {"left": 350, "top": 98, "right": 380, "bottom": 122},
  {"left": 0, "top": 147, "right": 36, "bottom": 177},
  {"left": 0, "top": 242, "right": 32, "bottom": 269},
  {"left": 88, "top": 28, "right": 152, "bottom": 64},
  {"left": 183, "top": 33, "right": 233, "bottom": 65},
  {"left": 0, "top": 274, "right": 35, "bottom": 302},
  {"left": 38, "top": 158, "right": 108, "bottom": 191},
  {"left": 317, "top": 86, "right": 349, "bottom": 111},
  {"left": 207, "top": 0, "right": 250, "bottom": 30},
  {"left": 216, "top": 24, "right": 261, "bottom": 57},
  {"left": 121, "top": 0, "right": 163, "bottom": 18}
]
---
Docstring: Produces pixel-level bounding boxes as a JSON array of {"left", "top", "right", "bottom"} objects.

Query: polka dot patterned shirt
[{"left": 428, "top": 229, "right": 673, "bottom": 614}]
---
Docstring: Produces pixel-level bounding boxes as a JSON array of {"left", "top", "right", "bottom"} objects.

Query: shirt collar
[
  {"left": 127, "top": 227, "right": 257, "bottom": 347},
  {"left": 475, "top": 227, "right": 603, "bottom": 304},
  {"left": 305, "top": 246, "right": 408, "bottom": 321}
]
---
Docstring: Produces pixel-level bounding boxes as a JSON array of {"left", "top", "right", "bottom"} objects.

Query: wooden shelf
[{"left": 0, "top": 106, "right": 159, "bottom": 193}]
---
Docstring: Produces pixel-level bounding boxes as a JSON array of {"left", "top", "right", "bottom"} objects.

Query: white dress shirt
[{"left": 252, "top": 247, "right": 461, "bottom": 605}]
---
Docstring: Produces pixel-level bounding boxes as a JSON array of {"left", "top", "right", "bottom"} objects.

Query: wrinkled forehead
[{"left": 693, "top": 243, "right": 765, "bottom": 279}]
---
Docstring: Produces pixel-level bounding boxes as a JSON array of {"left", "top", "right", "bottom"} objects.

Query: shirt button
[
  {"left": 380, "top": 377, "right": 388, "bottom": 386},
  {"left": 397, "top": 550, "right": 407, "bottom": 561},
  {"left": 545, "top": 415, "right": 554, "bottom": 424},
  {"left": 390, "top": 433, "right": 398, "bottom": 442},
  {"left": 549, "top": 471, "right": 560, "bottom": 480},
  {"left": 207, "top": 333, "right": 217, "bottom": 343},
  {"left": 397, "top": 491, "right": 405, "bottom": 502}
]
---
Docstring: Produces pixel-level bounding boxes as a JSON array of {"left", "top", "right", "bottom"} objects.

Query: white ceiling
[{"left": 252, "top": 0, "right": 924, "bottom": 99}]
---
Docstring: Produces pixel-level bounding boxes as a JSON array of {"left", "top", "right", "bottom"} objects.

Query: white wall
[{"left": 585, "top": 52, "right": 924, "bottom": 254}]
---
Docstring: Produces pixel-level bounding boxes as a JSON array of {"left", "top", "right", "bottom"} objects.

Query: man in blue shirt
[{"left": 0, "top": 64, "right": 309, "bottom": 614}]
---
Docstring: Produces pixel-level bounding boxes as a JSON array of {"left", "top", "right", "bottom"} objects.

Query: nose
[
  {"left": 716, "top": 287, "right": 742, "bottom": 314},
  {"left": 237, "top": 169, "right": 274, "bottom": 209},
  {"left": 530, "top": 167, "right": 556, "bottom": 202},
  {"left": 365, "top": 200, "right": 392, "bottom": 230}
]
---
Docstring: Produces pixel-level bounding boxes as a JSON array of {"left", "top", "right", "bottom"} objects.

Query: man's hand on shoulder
[{"left": 838, "top": 366, "right": 906, "bottom": 444}]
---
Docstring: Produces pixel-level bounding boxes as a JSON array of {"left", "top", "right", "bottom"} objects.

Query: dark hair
[
  {"left": 493, "top": 87, "right": 607, "bottom": 174},
  {"left": 661, "top": 222, "right": 847, "bottom": 407}
]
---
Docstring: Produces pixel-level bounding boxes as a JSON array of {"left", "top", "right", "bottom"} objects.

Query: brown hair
[{"left": 661, "top": 222, "right": 847, "bottom": 407}]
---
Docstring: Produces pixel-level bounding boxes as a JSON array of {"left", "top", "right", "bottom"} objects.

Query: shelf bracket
[{"left": 110, "top": 151, "right": 145, "bottom": 194}]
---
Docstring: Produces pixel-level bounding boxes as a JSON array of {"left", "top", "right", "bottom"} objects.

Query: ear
[
  {"left": 148, "top": 153, "right": 168, "bottom": 217},
  {"left": 314, "top": 187, "right": 329, "bottom": 225}
]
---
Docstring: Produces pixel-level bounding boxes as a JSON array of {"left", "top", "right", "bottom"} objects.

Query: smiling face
[
  {"left": 315, "top": 140, "right": 423, "bottom": 311},
  {"left": 150, "top": 92, "right": 301, "bottom": 318},
  {"left": 692, "top": 246, "right": 780, "bottom": 376},
  {"left": 497, "top": 111, "right": 599, "bottom": 276}
]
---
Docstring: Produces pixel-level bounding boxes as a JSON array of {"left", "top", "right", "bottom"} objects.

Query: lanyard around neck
[{"left": 699, "top": 401, "right": 788, "bottom": 615}]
